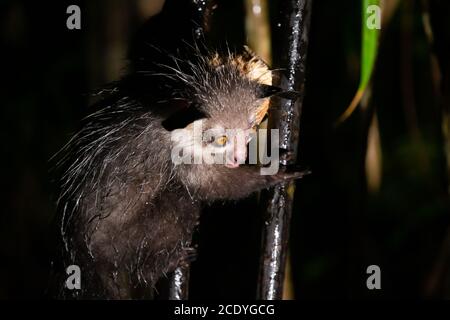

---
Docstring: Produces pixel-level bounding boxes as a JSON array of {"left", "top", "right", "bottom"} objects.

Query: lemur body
[{"left": 54, "top": 5, "right": 305, "bottom": 299}]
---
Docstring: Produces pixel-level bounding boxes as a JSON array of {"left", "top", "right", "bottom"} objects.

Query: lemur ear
[
  {"left": 256, "top": 84, "right": 301, "bottom": 101},
  {"left": 275, "top": 90, "right": 302, "bottom": 100},
  {"left": 262, "top": 69, "right": 302, "bottom": 101},
  {"left": 256, "top": 84, "right": 282, "bottom": 98}
]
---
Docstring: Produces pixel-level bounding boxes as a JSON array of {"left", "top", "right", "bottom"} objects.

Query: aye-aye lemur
[{"left": 53, "top": 1, "right": 307, "bottom": 299}]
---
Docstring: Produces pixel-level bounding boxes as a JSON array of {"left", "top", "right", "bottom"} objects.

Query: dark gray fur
[{"left": 54, "top": 50, "right": 304, "bottom": 299}]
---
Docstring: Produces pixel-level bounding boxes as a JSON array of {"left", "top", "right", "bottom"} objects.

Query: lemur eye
[{"left": 214, "top": 135, "right": 228, "bottom": 147}]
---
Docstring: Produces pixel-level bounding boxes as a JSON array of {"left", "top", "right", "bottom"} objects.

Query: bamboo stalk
[
  {"left": 257, "top": 0, "right": 312, "bottom": 300},
  {"left": 168, "top": 265, "right": 191, "bottom": 300}
]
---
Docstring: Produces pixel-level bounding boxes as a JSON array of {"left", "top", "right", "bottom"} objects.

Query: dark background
[{"left": 1, "top": 0, "right": 449, "bottom": 299}]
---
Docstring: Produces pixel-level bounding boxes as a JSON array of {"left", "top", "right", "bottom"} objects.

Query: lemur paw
[
  {"left": 179, "top": 247, "right": 198, "bottom": 268},
  {"left": 267, "top": 167, "right": 311, "bottom": 185}
]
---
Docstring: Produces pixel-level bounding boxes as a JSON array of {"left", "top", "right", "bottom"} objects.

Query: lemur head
[{"left": 168, "top": 47, "right": 281, "bottom": 168}]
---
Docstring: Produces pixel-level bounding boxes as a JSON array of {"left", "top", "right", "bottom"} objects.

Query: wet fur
[{"left": 53, "top": 44, "right": 303, "bottom": 299}]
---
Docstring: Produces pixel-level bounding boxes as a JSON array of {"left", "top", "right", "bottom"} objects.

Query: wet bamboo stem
[
  {"left": 257, "top": 0, "right": 312, "bottom": 300},
  {"left": 168, "top": 265, "right": 191, "bottom": 300}
]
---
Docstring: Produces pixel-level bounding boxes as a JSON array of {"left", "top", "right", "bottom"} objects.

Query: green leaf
[
  {"left": 360, "top": 0, "right": 380, "bottom": 90},
  {"left": 336, "top": 0, "right": 380, "bottom": 124}
]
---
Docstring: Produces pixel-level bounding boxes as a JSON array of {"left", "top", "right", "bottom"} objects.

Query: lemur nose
[{"left": 233, "top": 137, "right": 248, "bottom": 164}]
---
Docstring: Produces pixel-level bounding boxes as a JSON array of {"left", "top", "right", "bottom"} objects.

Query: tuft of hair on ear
[
  {"left": 207, "top": 45, "right": 273, "bottom": 86},
  {"left": 241, "top": 45, "right": 273, "bottom": 86}
]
